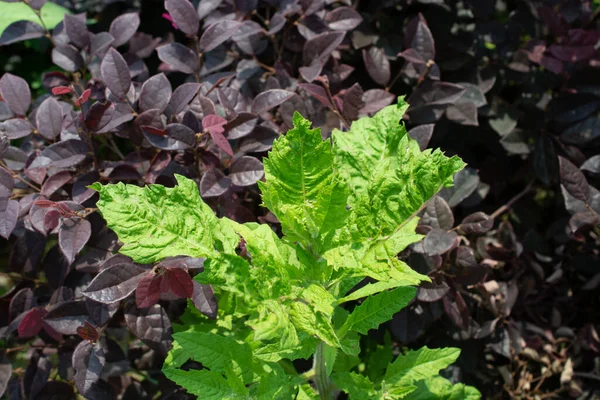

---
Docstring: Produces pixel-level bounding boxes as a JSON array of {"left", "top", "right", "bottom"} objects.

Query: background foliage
[{"left": 0, "top": 0, "right": 599, "bottom": 399}]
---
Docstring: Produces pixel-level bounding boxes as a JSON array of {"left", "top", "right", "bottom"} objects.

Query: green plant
[{"left": 90, "top": 99, "right": 480, "bottom": 399}]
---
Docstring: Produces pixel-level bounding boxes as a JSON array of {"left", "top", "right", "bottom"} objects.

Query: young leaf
[
  {"left": 90, "top": 175, "right": 239, "bottom": 263},
  {"left": 339, "top": 287, "right": 416, "bottom": 337},
  {"left": 260, "top": 112, "right": 348, "bottom": 252}
]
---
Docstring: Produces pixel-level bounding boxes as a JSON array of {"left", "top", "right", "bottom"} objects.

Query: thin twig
[
  {"left": 405, "top": 60, "right": 435, "bottom": 101},
  {"left": 489, "top": 180, "right": 535, "bottom": 220},
  {"left": 322, "top": 81, "right": 351, "bottom": 130}
]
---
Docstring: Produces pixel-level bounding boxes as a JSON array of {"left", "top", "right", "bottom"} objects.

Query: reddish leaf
[
  {"left": 165, "top": 267, "right": 193, "bottom": 298},
  {"left": 18, "top": 307, "right": 47, "bottom": 338},
  {"left": 74, "top": 89, "right": 91, "bottom": 107},
  {"left": 52, "top": 86, "right": 72, "bottom": 95},
  {"left": 76, "top": 321, "right": 99, "bottom": 342},
  {"left": 210, "top": 130, "right": 233, "bottom": 156},
  {"left": 136, "top": 273, "right": 162, "bottom": 308}
]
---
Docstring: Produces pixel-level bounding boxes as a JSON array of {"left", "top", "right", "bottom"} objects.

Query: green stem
[{"left": 314, "top": 342, "right": 332, "bottom": 400}]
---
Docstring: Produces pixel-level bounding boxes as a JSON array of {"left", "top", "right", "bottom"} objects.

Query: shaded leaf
[
  {"left": 360, "top": 89, "right": 395, "bottom": 115},
  {"left": 408, "top": 124, "right": 434, "bottom": 151},
  {"left": 52, "top": 44, "right": 84, "bottom": 72},
  {"left": 124, "top": 302, "right": 172, "bottom": 355},
  {"left": 460, "top": 212, "right": 494, "bottom": 235},
  {"left": 325, "top": 6, "right": 362, "bottom": 31},
  {"left": 559, "top": 156, "right": 589, "bottom": 202},
  {"left": 405, "top": 13, "right": 435, "bottom": 61},
  {"left": 43, "top": 300, "right": 88, "bottom": 335},
  {"left": 0, "top": 20, "right": 45, "bottom": 46}
]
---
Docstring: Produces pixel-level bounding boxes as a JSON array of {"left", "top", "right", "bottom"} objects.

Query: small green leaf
[
  {"left": 404, "top": 376, "right": 481, "bottom": 400},
  {"left": 384, "top": 347, "right": 461, "bottom": 388},
  {"left": 290, "top": 301, "right": 341, "bottom": 348},
  {"left": 339, "top": 287, "right": 416, "bottom": 337}
]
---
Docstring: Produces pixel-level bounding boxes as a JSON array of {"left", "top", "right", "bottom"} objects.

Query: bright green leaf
[
  {"left": 0, "top": 2, "right": 70, "bottom": 36},
  {"left": 384, "top": 347, "right": 461, "bottom": 388},
  {"left": 162, "top": 368, "right": 244, "bottom": 399}
]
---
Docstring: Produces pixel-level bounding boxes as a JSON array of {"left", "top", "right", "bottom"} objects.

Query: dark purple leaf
[
  {"left": 136, "top": 273, "right": 162, "bottom": 308},
  {"left": 422, "top": 196, "right": 453, "bottom": 230},
  {"left": 90, "top": 32, "right": 114, "bottom": 57},
  {"left": 9, "top": 288, "right": 34, "bottom": 320},
  {"left": 36, "top": 97, "right": 63, "bottom": 140},
  {"left": 446, "top": 102, "right": 478, "bottom": 126},
  {"left": 63, "top": 14, "right": 89, "bottom": 48},
  {"left": 0, "top": 73, "right": 30, "bottom": 115},
  {"left": 460, "top": 212, "right": 494, "bottom": 235},
  {"left": 0, "top": 166, "right": 13, "bottom": 197},
  {"left": 41, "top": 139, "right": 89, "bottom": 168},
  {"left": 42, "top": 245, "right": 70, "bottom": 289},
  {"left": 9, "top": 229, "right": 46, "bottom": 275},
  {"left": 4, "top": 146, "right": 28, "bottom": 170},
  {"left": 455, "top": 246, "right": 477, "bottom": 268},
  {"left": 439, "top": 167, "right": 479, "bottom": 207},
  {"left": 363, "top": 47, "right": 390, "bottom": 86},
  {"left": 72, "top": 341, "right": 105, "bottom": 396},
  {"left": 166, "top": 123, "right": 196, "bottom": 147},
  {"left": 405, "top": 13, "right": 435, "bottom": 61},
  {"left": 423, "top": 229, "right": 459, "bottom": 256},
  {"left": 410, "top": 81, "right": 466, "bottom": 108},
  {"left": 360, "top": 89, "right": 395, "bottom": 115},
  {"left": 0, "top": 357, "right": 11, "bottom": 398},
  {"left": 325, "top": 6, "right": 362, "bottom": 31},
  {"left": 0, "top": 20, "right": 45, "bottom": 46},
  {"left": 101, "top": 48, "right": 131, "bottom": 98},
  {"left": 86, "top": 101, "right": 113, "bottom": 131},
  {"left": 139, "top": 73, "right": 172, "bottom": 113},
  {"left": 192, "top": 281, "right": 217, "bottom": 318},
  {"left": 43, "top": 300, "right": 88, "bottom": 335},
  {"left": 303, "top": 31, "right": 345, "bottom": 65},
  {"left": 59, "top": 217, "right": 91, "bottom": 264},
  {"left": 559, "top": 156, "right": 589, "bottom": 202},
  {"left": 72, "top": 170, "right": 100, "bottom": 204},
  {"left": 534, "top": 134, "right": 559, "bottom": 186},
  {"left": 197, "top": 0, "right": 221, "bottom": 19},
  {"left": 85, "top": 298, "right": 119, "bottom": 327},
  {"left": 1, "top": 118, "right": 33, "bottom": 139},
  {"left": 41, "top": 171, "right": 72, "bottom": 196},
  {"left": 239, "top": 126, "right": 279, "bottom": 153},
  {"left": 0, "top": 198, "right": 19, "bottom": 239},
  {"left": 548, "top": 93, "right": 600, "bottom": 124},
  {"left": 165, "top": 82, "right": 201, "bottom": 116},
  {"left": 199, "top": 20, "right": 241, "bottom": 52},
  {"left": 229, "top": 156, "right": 264, "bottom": 187},
  {"left": 581, "top": 155, "right": 600, "bottom": 175},
  {"left": 52, "top": 44, "right": 84, "bottom": 72},
  {"left": 124, "top": 303, "right": 172, "bottom": 355},
  {"left": 299, "top": 83, "right": 332, "bottom": 108},
  {"left": 443, "top": 289, "right": 469, "bottom": 330},
  {"left": 200, "top": 168, "right": 231, "bottom": 197},
  {"left": 23, "top": 355, "right": 50, "bottom": 399},
  {"left": 417, "top": 281, "right": 450, "bottom": 302},
  {"left": 408, "top": 124, "right": 434, "bottom": 151},
  {"left": 96, "top": 103, "right": 134, "bottom": 134},
  {"left": 341, "top": 83, "right": 364, "bottom": 121},
  {"left": 165, "top": 0, "right": 199, "bottom": 36},
  {"left": 251, "top": 89, "right": 294, "bottom": 114},
  {"left": 156, "top": 43, "right": 198, "bottom": 74},
  {"left": 226, "top": 113, "right": 257, "bottom": 139},
  {"left": 83, "top": 263, "right": 149, "bottom": 304},
  {"left": 147, "top": 151, "right": 172, "bottom": 184},
  {"left": 109, "top": 12, "right": 140, "bottom": 47}
]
